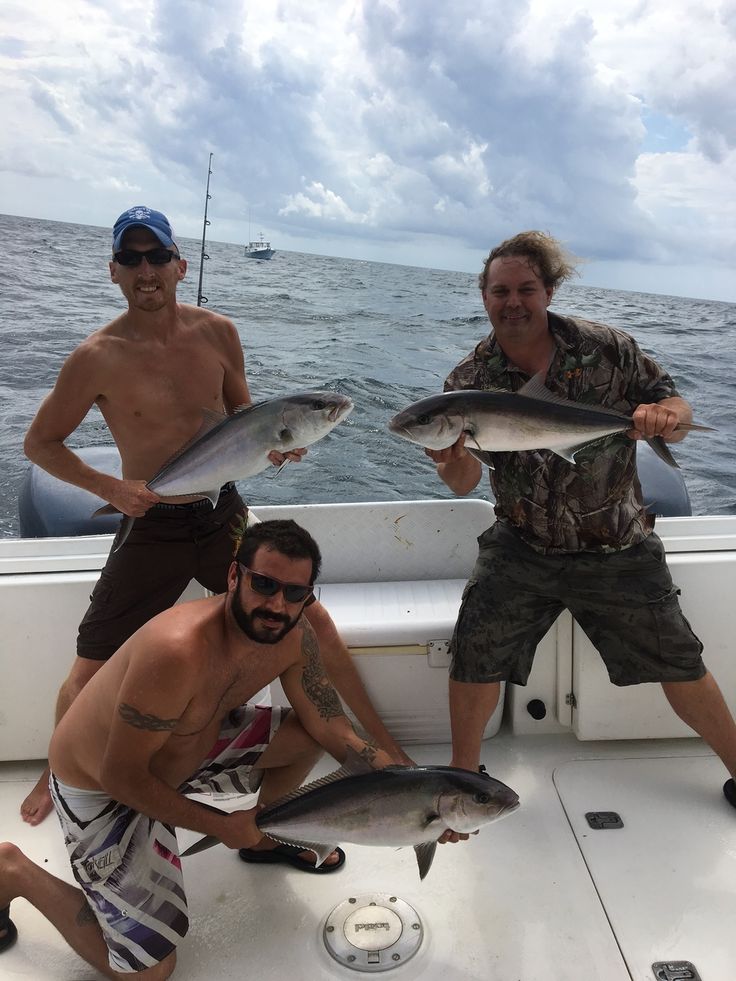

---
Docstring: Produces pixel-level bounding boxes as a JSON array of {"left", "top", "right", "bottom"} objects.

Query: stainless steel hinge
[{"left": 427, "top": 639, "right": 450, "bottom": 668}]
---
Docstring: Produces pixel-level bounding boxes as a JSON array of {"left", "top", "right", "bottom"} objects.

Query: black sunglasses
[
  {"left": 113, "top": 247, "right": 181, "bottom": 267},
  {"left": 239, "top": 565, "right": 314, "bottom": 604}
]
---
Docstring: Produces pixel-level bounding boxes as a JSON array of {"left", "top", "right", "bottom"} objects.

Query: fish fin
[
  {"left": 232, "top": 400, "right": 268, "bottom": 415},
  {"left": 203, "top": 489, "right": 222, "bottom": 507},
  {"left": 147, "top": 409, "right": 229, "bottom": 484},
  {"left": 201, "top": 407, "right": 228, "bottom": 426},
  {"left": 550, "top": 446, "right": 583, "bottom": 464},
  {"left": 92, "top": 503, "right": 120, "bottom": 517},
  {"left": 110, "top": 515, "right": 134, "bottom": 552},
  {"left": 467, "top": 447, "right": 495, "bottom": 468},
  {"left": 518, "top": 372, "right": 631, "bottom": 420},
  {"left": 517, "top": 371, "right": 572, "bottom": 403},
  {"left": 645, "top": 436, "right": 679, "bottom": 469},
  {"left": 261, "top": 833, "right": 338, "bottom": 868},
  {"left": 181, "top": 834, "right": 220, "bottom": 857},
  {"left": 414, "top": 841, "right": 438, "bottom": 880},
  {"left": 257, "top": 747, "right": 374, "bottom": 816},
  {"left": 676, "top": 421, "right": 716, "bottom": 432}
]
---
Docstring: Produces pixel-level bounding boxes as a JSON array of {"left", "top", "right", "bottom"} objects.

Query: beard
[{"left": 231, "top": 579, "right": 301, "bottom": 644}]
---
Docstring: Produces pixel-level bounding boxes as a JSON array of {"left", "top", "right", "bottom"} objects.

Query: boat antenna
[{"left": 196, "top": 152, "right": 213, "bottom": 307}]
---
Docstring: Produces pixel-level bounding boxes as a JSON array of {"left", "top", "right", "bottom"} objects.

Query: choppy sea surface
[{"left": 1, "top": 212, "right": 734, "bottom": 539}]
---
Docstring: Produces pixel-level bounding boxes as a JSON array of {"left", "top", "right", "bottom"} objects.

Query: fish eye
[
  {"left": 474, "top": 792, "right": 491, "bottom": 804},
  {"left": 312, "top": 399, "right": 327, "bottom": 410},
  {"left": 416, "top": 414, "right": 432, "bottom": 425}
]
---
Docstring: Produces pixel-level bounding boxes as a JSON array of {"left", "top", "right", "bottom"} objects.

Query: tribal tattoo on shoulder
[
  {"left": 119, "top": 703, "right": 180, "bottom": 731},
  {"left": 300, "top": 620, "right": 345, "bottom": 721}
]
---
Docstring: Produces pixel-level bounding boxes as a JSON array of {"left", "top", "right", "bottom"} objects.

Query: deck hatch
[
  {"left": 585, "top": 811, "right": 624, "bottom": 829},
  {"left": 323, "top": 893, "right": 423, "bottom": 972},
  {"left": 652, "top": 962, "right": 702, "bottom": 981}
]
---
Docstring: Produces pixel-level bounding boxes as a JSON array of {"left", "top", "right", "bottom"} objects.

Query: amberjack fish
[
  {"left": 97, "top": 391, "right": 353, "bottom": 549},
  {"left": 387, "top": 372, "right": 713, "bottom": 468},
  {"left": 182, "top": 749, "right": 520, "bottom": 880}
]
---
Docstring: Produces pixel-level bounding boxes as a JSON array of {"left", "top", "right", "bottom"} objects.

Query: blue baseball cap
[{"left": 112, "top": 206, "right": 176, "bottom": 251}]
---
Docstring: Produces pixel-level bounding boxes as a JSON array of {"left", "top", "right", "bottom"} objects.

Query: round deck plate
[{"left": 323, "top": 893, "right": 423, "bottom": 972}]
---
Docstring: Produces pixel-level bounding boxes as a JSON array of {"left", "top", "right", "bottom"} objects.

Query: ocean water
[{"left": 1, "top": 212, "right": 734, "bottom": 539}]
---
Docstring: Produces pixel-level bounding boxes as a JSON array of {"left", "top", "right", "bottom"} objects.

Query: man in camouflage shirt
[{"left": 427, "top": 231, "right": 736, "bottom": 813}]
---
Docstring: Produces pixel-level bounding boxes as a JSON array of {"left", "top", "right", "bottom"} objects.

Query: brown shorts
[
  {"left": 449, "top": 522, "right": 705, "bottom": 687},
  {"left": 77, "top": 485, "right": 247, "bottom": 660}
]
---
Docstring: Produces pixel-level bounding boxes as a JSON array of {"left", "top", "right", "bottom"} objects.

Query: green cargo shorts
[{"left": 449, "top": 522, "right": 705, "bottom": 687}]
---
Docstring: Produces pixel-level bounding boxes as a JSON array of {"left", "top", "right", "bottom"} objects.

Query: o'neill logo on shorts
[{"left": 79, "top": 845, "right": 122, "bottom": 883}]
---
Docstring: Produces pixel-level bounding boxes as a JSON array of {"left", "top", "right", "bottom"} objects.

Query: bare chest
[
  {"left": 177, "top": 655, "right": 292, "bottom": 739},
  {"left": 96, "top": 342, "right": 228, "bottom": 477}
]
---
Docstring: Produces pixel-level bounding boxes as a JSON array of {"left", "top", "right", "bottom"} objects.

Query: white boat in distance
[
  {"left": 244, "top": 232, "right": 275, "bottom": 260},
  {"left": 1, "top": 445, "right": 735, "bottom": 980}
]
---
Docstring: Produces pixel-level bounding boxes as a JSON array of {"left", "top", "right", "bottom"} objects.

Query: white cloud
[{"left": 0, "top": 0, "right": 734, "bottom": 299}]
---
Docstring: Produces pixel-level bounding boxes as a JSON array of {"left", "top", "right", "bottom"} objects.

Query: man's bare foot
[{"left": 20, "top": 769, "right": 53, "bottom": 826}]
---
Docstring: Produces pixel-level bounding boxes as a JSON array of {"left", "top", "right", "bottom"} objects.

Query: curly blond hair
[{"left": 479, "top": 231, "right": 579, "bottom": 293}]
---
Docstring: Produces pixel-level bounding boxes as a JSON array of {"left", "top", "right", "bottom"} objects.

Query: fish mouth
[{"left": 329, "top": 399, "right": 354, "bottom": 422}]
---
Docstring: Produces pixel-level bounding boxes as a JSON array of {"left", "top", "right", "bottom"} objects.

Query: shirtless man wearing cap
[{"left": 18, "top": 204, "right": 410, "bottom": 830}]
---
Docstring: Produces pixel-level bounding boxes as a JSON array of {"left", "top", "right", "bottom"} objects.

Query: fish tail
[
  {"left": 676, "top": 422, "right": 716, "bottom": 432},
  {"left": 111, "top": 515, "right": 135, "bottom": 552},
  {"left": 92, "top": 503, "right": 120, "bottom": 517},
  {"left": 646, "top": 436, "right": 679, "bottom": 469}
]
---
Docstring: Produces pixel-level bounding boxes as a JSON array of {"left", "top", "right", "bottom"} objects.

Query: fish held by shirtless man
[
  {"left": 0, "top": 520, "right": 411, "bottom": 976},
  {"left": 20, "top": 204, "right": 410, "bottom": 828}
]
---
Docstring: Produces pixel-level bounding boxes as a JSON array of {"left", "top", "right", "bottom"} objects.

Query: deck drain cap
[{"left": 324, "top": 893, "right": 423, "bottom": 972}]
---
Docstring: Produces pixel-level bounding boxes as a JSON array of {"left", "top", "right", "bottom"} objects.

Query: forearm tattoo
[
  {"left": 358, "top": 742, "right": 378, "bottom": 766},
  {"left": 301, "top": 621, "right": 345, "bottom": 721},
  {"left": 119, "top": 703, "right": 180, "bottom": 731}
]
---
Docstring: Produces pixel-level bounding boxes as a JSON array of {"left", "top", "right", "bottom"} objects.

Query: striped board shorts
[{"left": 50, "top": 703, "right": 287, "bottom": 973}]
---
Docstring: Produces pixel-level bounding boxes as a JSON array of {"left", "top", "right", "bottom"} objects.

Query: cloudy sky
[{"left": 1, "top": 0, "right": 735, "bottom": 301}]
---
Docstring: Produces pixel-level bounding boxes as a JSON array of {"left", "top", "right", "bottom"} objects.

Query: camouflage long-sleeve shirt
[{"left": 444, "top": 311, "right": 679, "bottom": 554}]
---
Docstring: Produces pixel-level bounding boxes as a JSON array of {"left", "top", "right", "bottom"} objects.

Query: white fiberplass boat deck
[
  {"left": 1, "top": 735, "right": 733, "bottom": 980},
  {"left": 1, "top": 489, "right": 735, "bottom": 980}
]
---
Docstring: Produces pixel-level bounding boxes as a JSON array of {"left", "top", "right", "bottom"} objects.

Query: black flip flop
[
  {"left": 723, "top": 779, "right": 736, "bottom": 809},
  {"left": 238, "top": 843, "right": 346, "bottom": 874},
  {"left": 0, "top": 905, "right": 17, "bottom": 954}
]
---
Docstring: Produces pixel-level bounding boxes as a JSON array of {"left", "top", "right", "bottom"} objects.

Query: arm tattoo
[
  {"left": 119, "top": 703, "right": 180, "bottom": 731},
  {"left": 358, "top": 742, "right": 378, "bottom": 766},
  {"left": 76, "top": 901, "right": 97, "bottom": 927},
  {"left": 300, "top": 621, "right": 345, "bottom": 721}
]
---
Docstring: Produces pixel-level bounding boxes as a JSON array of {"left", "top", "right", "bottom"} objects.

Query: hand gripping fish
[
  {"left": 182, "top": 748, "right": 520, "bottom": 880},
  {"left": 95, "top": 391, "right": 353, "bottom": 549},
  {"left": 387, "top": 372, "right": 713, "bottom": 468}
]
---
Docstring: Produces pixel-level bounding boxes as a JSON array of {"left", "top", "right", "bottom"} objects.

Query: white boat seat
[{"left": 318, "top": 578, "right": 465, "bottom": 649}]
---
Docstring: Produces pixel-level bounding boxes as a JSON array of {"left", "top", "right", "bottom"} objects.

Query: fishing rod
[{"left": 196, "top": 152, "right": 213, "bottom": 307}]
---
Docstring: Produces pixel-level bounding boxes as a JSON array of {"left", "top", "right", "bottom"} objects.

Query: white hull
[{"left": 1, "top": 499, "right": 735, "bottom": 979}]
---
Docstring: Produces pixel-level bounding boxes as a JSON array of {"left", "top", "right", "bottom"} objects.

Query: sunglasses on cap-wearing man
[
  {"left": 113, "top": 247, "right": 181, "bottom": 267},
  {"left": 239, "top": 565, "right": 314, "bottom": 604}
]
